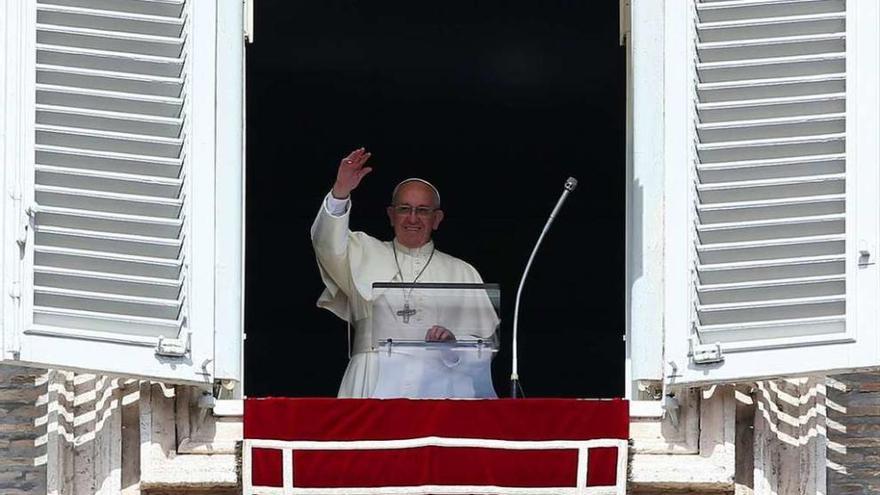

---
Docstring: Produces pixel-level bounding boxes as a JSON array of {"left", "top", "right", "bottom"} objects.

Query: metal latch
[
  {"left": 9, "top": 281, "right": 21, "bottom": 301},
  {"left": 691, "top": 341, "right": 724, "bottom": 365},
  {"left": 859, "top": 241, "right": 875, "bottom": 267},
  {"left": 155, "top": 332, "right": 191, "bottom": 358}
]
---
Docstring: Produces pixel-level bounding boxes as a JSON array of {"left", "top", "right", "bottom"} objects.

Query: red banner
[{"left": 244, "top": 398, "right": 629, "bottom": 491}]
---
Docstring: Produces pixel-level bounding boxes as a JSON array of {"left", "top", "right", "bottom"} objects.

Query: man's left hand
[{"left": 425, "top": 326, "right": 456, "bottom": 342}]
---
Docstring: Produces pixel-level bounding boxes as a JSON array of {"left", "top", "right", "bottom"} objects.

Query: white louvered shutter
[
  {"left": 663, "top": 0, "right": 880, "bottom": 386},
  {"left": 0, "top": 0, "right": 240, "bottom": 384}
]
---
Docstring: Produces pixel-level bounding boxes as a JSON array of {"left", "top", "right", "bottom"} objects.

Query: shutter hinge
[
  {"left": 9, "top": 189, "right": 33, "bottom": 248},
  {"left": 16, "top": 204, "right": 36, "bottom": 249},
  {"left": 155, "top": 332, "right": 191, "bottom": 358}
]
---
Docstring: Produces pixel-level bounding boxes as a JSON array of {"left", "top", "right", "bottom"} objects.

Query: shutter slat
[
  {"left": 698, "top": 74, "right": 845, "bottom": 103},
  {"left": 696, "top": 12, "right": 845, "bottom": 44},
  {"left": 36, "top": 105, "right": 182, "bottom": 138},
  {"left": 697, "top": 214, "right": 844, "bottom": 244},
  {"left": 697, "top": 113, "right": 844, "bottom": 142},
  {"left": 37, "top": 4, "right": 185, "bottom": 37},
  {"left": 697, "top": 153, "right": 844, "bottom": 182},
  {"left": 36, "top": 44, "right": 184, "bottom": 77},
  {"left": 697, "top": 34, "right": 844, "bottom": 63},
  {"left": 34, "top": 286, "right": 182, "bottom": 320},
  {"left": 32, "top": 309, "right": 182, "bottom": 338},
  {"left": 36, "top": 145, "right": 182, "bottom": 178},
  {"left": 35, "top": 224, "right": 182, "bottom": 259},
  {"left": 35, "top": 186, "right": 182, "bottom": 218},
  {"left": 697, "top": 53, "right": 844, "bottom": 83},
  {"left": 697, "top": 295, "right": 844, "bottom": 326},
  {"left": 698, "top": 93, "right": 845, "bottom": 122},
  {"left": 37, "top": 65, "right": 183, "bottom": 97},
  {"left": 698, "top": 274, "right": 845, "bottom": 304},
  {"left": 696, "top": 0, "right": 844, "bottom": 20},
  {"left": 38, "top": 0, "right": 185, "bottom": 19},
  {"left": 697, "top": 316, "right": 845, "bottom": 343},
  {"left": 35, "top": 246, "right": 182, "bottom": 279},
  {"left": 697, "top": 239, "right": 844, "bottom": 266},
  {"left": 37, "top": 24, "right": 184, "bottom": 58},
  {"left": 36, "top": 164, "right": 182, "bottom": 195},
  {"left": 697, "top": 11, "right": 845, "bottom": 27},
  {"left": 697, "top": 173, "right": 844, "bottom": 202},
  {"left": 698, "top": 234, "right": 845, "bottom": 263},
  {"left": 35, "top": 265, "right": 182, "bottom": 299},
  {"left": 697, "top": 255, "right": 845, "bottom": 285},
  {"left": 37, "top": 84, "right": 183, "bottom": 117},
  {"left": 35, "top": 124, "right": 183, "bottom": 157},
  {"left": 698, "top": 194, "right": 844, "bottom": 223},
  {"left": 37, "top": 206, "right": 182, "bottom": 239}
]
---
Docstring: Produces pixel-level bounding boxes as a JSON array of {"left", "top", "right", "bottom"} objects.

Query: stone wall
[
  {"left": 0, "top": 365, "right": 238, "bottom": 495},
  {"left": 0, "top": 365, "right": 47, "bottom": 495},
  {"left": 826, "top": 372, "right": 880, "bottom": 495}
]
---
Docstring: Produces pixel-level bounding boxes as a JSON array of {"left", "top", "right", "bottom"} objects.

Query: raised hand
[{"left": 332, "top": 148, "right": 373, "bottom": 199}]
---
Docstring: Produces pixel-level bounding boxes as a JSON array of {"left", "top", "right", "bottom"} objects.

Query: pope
[{"left": 311, "top": 147, "right": 498, "bottom": 398}]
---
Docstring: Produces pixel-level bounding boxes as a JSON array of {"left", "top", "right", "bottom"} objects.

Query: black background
[{"left": 244, "top": 0, "right": 625, "bottom": 398}]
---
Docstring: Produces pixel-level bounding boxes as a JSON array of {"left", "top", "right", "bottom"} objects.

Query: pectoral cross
[{"left": 396, "top": 302, "right": 417, "bottom": 324}]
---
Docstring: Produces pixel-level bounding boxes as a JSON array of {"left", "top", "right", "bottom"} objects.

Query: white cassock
[{"left": 311, "top": 192, "right": 499, "bottom": 398}]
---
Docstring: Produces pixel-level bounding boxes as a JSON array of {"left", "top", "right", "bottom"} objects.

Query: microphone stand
[{"left": 511, "top": 177, "right": 578, "bottom": 398}]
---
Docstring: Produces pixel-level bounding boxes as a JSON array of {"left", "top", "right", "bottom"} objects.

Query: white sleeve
[{"left": 324, "top": 193, "right": 350, "bottom": 217}]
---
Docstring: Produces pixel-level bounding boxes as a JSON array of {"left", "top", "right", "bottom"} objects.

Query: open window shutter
[
  {"left": 5, "top": 0, "right": 222, "bottom": 384},
  {"left": 665, "top": 0, "right": 880, "bottom": 386}
]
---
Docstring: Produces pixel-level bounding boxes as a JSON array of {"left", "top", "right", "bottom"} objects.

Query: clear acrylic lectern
[{"left": 369, "top": 282, "right": 500, "bottom": 399}]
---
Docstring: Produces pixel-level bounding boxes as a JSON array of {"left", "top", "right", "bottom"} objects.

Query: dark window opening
[{"left": 245, "top": 1, "right": 625, "bottom": 398}]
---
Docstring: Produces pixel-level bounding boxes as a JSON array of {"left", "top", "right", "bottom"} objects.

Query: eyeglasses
[{"left": 391, "top": 205, "right": 437, "bottom": 217}]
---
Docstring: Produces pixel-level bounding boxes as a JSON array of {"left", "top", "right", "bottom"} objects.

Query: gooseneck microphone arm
[{"left": 511, "top": 177, "right": 578, "bottom": 398}]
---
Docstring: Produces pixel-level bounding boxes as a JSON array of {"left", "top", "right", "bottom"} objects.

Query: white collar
[{"left": 392, "top": 238, "right": 435, "bottom": 258}]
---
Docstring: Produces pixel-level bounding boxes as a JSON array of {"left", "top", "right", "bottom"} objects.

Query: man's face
[{"left": 387, "top": 182, "right": 444, "bottom": 249}]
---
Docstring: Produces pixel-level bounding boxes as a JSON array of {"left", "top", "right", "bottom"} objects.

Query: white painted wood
[
  {"left": 661, "top": 0, "right": 694, "bottom": 390},
  {"left": 245, "top": 0, "right": 255, "bottom": 43},
  {"left": 661, "top": 0, "right": 880, "bottom": 387},
  {"left": 282, "top": 448, "right": 294, "bottom": 495},
  {"left": 248, "top": 437, "right": 627, "bottom": 451},
  {"left": 1, "top": 0, "right": 37, "bottom": 363},
  {"left": 575, "top": 448, "right": 588, "bottom": 490},
  {"left": 185, "top": 0, "right": 218, "bottom": 386},
  {"left": 627, "top": 0, "right": 666, "bottom": 388},
  {"left": 0, "top": 0, "right": 12, "bottom": 363},
  {"left": 214, "top": 0, "right": 244, "bottom": 385}
]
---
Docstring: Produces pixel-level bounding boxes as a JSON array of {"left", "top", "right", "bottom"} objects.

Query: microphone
[{"left": 511, "top": 177, "right": 578, "bottom": 398}]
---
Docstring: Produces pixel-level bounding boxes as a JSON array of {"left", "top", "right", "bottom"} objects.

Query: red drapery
[{"left": 245, "top": 398, "right": 629, "bottom": 489}]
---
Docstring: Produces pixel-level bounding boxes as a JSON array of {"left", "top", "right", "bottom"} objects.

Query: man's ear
[
  {"left": 387, "top": 206, "right": 395, "bottom": 226},
  {"left": 432, "top": 209, "right": 444, "bottom": 230}
]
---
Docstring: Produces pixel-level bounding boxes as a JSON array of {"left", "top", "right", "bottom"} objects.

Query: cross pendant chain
[{"left": 396, "top": 302, "right": 417, "bottom": 324}]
